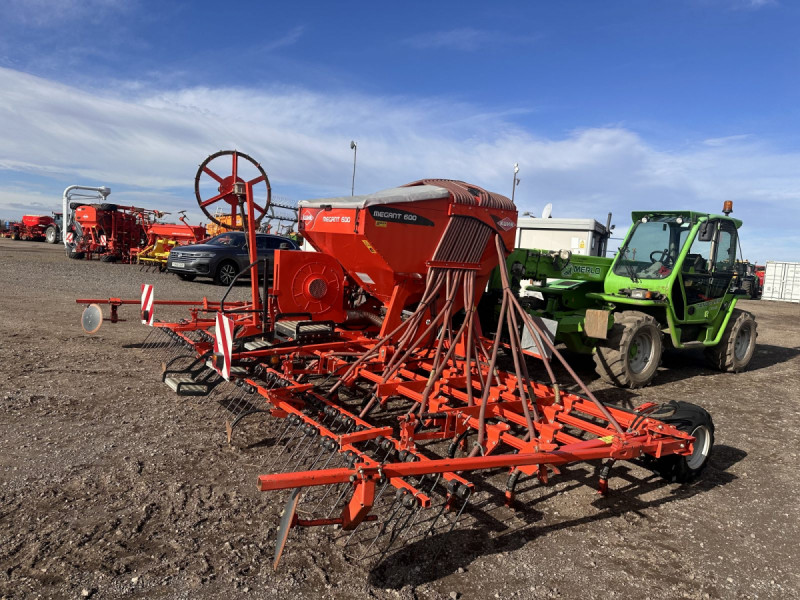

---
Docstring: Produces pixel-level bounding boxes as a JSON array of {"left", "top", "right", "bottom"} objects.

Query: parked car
[{"left": 166, "top": 232, "right": 299, "bottom": 285}]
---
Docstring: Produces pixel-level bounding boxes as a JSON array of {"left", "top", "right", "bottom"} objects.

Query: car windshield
[
  {"left": 613, "top": 216, "right": 692, "bottom": 280},
  {"left": 205, "top": 233, "right": 244, "bottom": 247}
]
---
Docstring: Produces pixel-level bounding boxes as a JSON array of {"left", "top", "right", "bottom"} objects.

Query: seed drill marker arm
[{"left": 76, "top": 152, "right": 715, "bottom": 569}]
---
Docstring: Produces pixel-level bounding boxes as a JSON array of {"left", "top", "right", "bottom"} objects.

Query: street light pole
[
  {"left": 511, "top": 163, "right": 520, "bottom": 203},
  {"left": 350, "top": 141, "right": 358, "bottom": 196}
]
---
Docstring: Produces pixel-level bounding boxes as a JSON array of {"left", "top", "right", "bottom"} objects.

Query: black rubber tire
[
  {"left": 99, "top": 203, "right": 117, "bottom": 212},
  {"left": 704, "top": 309, "right": 757, "bottom": 372},
  {"left": 11, "top": 231, "right": 19, "bottom": 241},
  {"left": 69, "top": 201, "right": 84, "bottom": 210},
  {"left": 66, "top": 247, "right": 85, "bottom": 260},
  {"left": 45, "top": 226, "right": 58, "bottom": 244},
  {"left": 741, "top": 279, "right": 753, "bottom": 298},
  {"left": 100, "top": 254, "right": 118, "bottom": 263},
  {"left": 178, "top": 273, "right": 196, "bottom": 282},
  {"left": 593, "top": 310, "right": 663, "bottom": 388},
  {"left": 652, "top": 401, "right": 715, "bottom": 483},
  {"left": 214, "top": 261, "right": 239, "bottom": 286}
]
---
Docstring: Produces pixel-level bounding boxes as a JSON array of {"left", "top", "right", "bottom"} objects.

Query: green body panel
[{"left": 487, "top": 210, "right": 745, "bottom": 355}]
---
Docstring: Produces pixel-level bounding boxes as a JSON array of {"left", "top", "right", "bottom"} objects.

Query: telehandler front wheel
[
  {"left": 593, "top": 311, "right": 662, "bottom": 388},
  {"left": 704, "top": 309, "right": 757, "bottom": 372}
]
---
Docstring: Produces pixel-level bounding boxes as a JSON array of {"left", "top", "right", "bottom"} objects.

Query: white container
[{"left": 762, "top": 261, "right": 800, "bottom": 303}]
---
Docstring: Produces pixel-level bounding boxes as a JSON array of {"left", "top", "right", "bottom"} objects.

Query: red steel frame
[{"left": 76, "top": 155, "right": 701, "bottom": 566}]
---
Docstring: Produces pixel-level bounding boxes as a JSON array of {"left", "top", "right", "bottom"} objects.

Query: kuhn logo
[
  {"left": 301, "top": 212, "right": 313, "bottom": 221},
  {"left": 496, "top": 217, "right": 515, "bottom": 231}
]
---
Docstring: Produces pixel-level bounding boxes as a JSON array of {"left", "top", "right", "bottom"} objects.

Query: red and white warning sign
[
  {"left": 214, "top": 312, "right": 234, "bottom": 380},
  {"left": 66, "top": 232, "right": 74, "bottom": 244},
  {"left": 100, "top": 234, "right": 107, "bottom": 246},
  {"left": 141, "top": 284, "right": 154, "bottom": 326}
]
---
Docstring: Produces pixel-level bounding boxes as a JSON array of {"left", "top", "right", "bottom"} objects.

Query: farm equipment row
[
  {"left": 1, "top": 214, "right": 61, "bottom": 242},
  {"left": 77, "top": 151, "right": 720, "bottom": 570}
]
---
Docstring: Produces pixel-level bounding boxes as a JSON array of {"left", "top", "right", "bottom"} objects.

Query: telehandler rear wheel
[
  {"left": 594, "top": 311, "right": 662, "bottom": 388},
  {"left": 704, "top": 309, "right": 757, "bottom": 372}
]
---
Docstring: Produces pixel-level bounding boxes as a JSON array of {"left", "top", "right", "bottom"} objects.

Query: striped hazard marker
[
  {"left": 100, "top": 234, "right": 107, "bottom": 246},
  {"left": 141, "top": 284, "right": 154, "bottom": 326},
  {"left": 214, "top": 312, "right": 234, "bottom": 381},
  {"left": 66, "top": 232, "right": 74, "bottom": 244}
]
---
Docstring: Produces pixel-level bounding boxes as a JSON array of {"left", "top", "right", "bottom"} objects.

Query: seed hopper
[{"left": 77, "top": 151, "right": 715, "bottom": 569}]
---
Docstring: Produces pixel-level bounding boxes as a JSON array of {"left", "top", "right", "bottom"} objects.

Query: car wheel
[{"left": 214, "top": 261, "right": 239, "bottom": 286}]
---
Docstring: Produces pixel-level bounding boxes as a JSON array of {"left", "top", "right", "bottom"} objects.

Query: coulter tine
[{"left": 359, "top": 491, "right": 404, "bottom": 561}]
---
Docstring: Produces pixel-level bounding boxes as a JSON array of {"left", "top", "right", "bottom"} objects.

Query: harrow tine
[
  {"left": 261, "top": 416, "right": 296, "bottom": 468},
  {"left": 267, "top": 418, "right": 304, "bottom": 470},
  {"left": 359, "top": 490, "right": 404, "bottom": 560},
  {"left": 431, "top": 488, "right": 473, "bottom": 562},
  {"left": 375, "top": 494, "right": 419, "bottom": 563}
]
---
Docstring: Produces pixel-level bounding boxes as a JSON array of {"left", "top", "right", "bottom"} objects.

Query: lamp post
[
  {"left": 511, "top": 162, "right": 520, "bottom": 203},
  {"left": 350, "top": 140, "right": 358, "bottom": 196}
]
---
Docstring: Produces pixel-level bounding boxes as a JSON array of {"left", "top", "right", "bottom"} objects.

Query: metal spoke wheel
[{"left": 195, "top": 150, "right": 271, "bottom": 232}]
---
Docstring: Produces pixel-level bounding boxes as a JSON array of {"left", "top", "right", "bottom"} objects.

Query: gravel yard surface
[{"left": 1, "top": 239, "right": 799, "bottom": 600}]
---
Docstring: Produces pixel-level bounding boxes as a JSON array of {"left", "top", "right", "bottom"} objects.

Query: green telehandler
[{"left": 483, "top": 202, "right": 758, "bottom": 388}]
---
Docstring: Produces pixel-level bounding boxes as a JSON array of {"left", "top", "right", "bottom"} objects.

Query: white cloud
[{"left": 0, "top": 66, "right": 797, "bottom": 262}]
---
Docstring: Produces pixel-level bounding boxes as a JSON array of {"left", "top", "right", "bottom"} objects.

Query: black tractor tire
[
  {"left": 741, "top": 279, "right": 753, "bottom": 298},
  {"left": 45, "top": 226, "right": 58, "bottom": 244},
  {"left": 704, "top": 309, "right": 757, "bottom": 372},
  {"left": 214, "top": 261, "right": 239, "bottom": 286},
  {"left": 178, "top": 273, "right": 196, "bottom": 282},
  {"left": 11, "top": 231, "right": 20, "bottom": 241},
  {"left": 100, "top": 254, "right": 118, "bottom": 263},
  {"left": 593, "top": 311, "right": 663, "bottom": 388},
  {"left": 99, "top": 203, "right": 118, "bottom": 212},
  {"left": 66, "top": 247, "right": 85, "bottom": 260},
  {"left": 652, "top": 401, "right": 715, "bottom": 483}
]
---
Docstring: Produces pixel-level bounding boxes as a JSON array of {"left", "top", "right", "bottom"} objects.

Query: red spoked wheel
[{"left": 195, "top": 150, "right": 271, "bottom": 231}]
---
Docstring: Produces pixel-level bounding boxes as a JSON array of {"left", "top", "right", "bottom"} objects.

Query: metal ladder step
[
  {"left": 244, "top": 338, "right": 273, "bottom": 351},
  {"left": 164, "top": 373, "right": 210, "bottom": 396}
]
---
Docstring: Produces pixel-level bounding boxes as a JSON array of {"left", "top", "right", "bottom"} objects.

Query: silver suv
[{"left": 167, "top": 232, "right": 299, "bottom": 285}]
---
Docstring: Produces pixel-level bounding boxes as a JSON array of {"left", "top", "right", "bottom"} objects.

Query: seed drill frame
[{"left": 77, "top": 151, "right": 714, "bottom": 568}]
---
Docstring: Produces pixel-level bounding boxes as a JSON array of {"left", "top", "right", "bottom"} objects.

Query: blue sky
[{"left": 0, "top": 0, "right": 798, "bottom": 261}]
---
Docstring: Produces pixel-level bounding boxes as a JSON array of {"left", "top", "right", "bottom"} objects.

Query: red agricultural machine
[
  {"left": 77, "top": 151, "right": 715, "bottom": 569},
  {"left": 136, "top": 211, "right": 207, "bottom": 270},
  {"left": 61, "top": 183, "right": 206, "bottom": 264},
  {"left": 1, "top": 214, "right": 56, "bottom": 241}
]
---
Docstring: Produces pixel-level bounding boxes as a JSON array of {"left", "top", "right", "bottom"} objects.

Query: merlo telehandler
[{"left": 483, "top": 201, "right": 757, "bottom": 387}]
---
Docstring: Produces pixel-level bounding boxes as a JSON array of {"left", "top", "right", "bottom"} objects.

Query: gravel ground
[{"left": 1, "top": 238, "right": 799, "bottom": 600}]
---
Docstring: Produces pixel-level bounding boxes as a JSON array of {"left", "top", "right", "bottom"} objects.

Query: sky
[{"left": 0, "top": 0, "right": 798, "bottom": 262}]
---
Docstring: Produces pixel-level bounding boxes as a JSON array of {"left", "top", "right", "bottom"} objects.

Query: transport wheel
[
  {"left": 593, "top": 310, "right": 662, "bottom": 388},
  {"left": 178, "top": 273, "right": 196, "bottom": 282},
  {"left": 66, "top": 247, "right": 85, "bottom": 259},
  {"left": 100, "top": 254, "right": 118, "bottom": 263},
  {"left": 11, "top": 231, "right": 19, "bottom": 241},
  {"left": 704, "top": 309, "right": 757, "bottom": 372},
  {"left": 214, "top": 261, "right": 239, "bottom": 286},
  {"left": 652, "top": 401, "right": 715, "bottom": 483},
  {"left": 45, "top": 226, "right": 58, "bottom": 244}
]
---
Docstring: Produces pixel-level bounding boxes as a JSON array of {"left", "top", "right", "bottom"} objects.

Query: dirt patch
[{"left": 1, "top": 239, "right": 799, "bottom": 600}]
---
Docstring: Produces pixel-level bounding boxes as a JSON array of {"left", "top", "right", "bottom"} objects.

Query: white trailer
[{"left": 762, "top": 261, "right": 800, "bottom": 303}]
